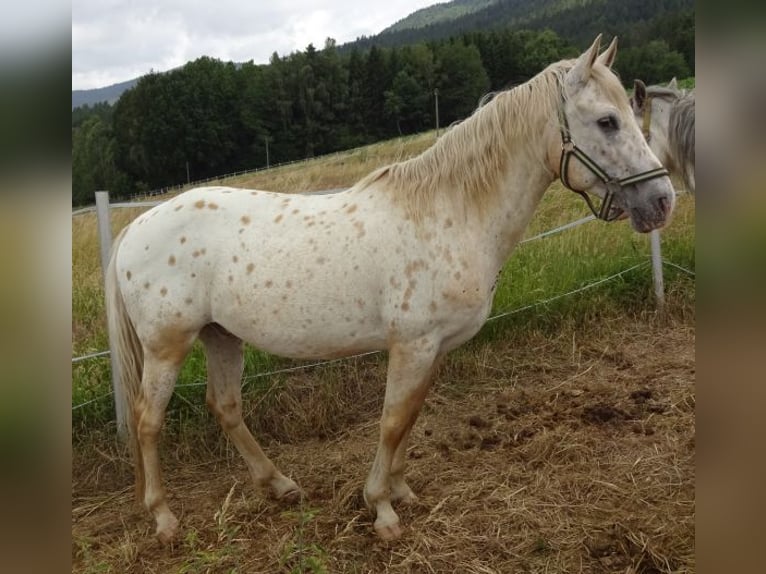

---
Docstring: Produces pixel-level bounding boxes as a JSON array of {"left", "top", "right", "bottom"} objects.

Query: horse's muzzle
[{"left": 627, "top": 192, "right": 674, "bottom": 233}]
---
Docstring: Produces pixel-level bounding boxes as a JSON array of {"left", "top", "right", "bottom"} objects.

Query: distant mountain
[
  {"left": 361, "top": 0, "right": 578, "bottom": 47},
  {"left": 347, "top": 0, "right": 693, "bottom": 52},
  {"left": 72, "top": 77, "right": 140, "bottom": 109},
  {"left": 382, "top": 0, "right": 500, "bottom": 34}
]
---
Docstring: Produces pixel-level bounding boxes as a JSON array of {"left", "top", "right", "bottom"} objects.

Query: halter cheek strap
[{"left": 557, "top": 94, "right": 669, "bottom": 221}]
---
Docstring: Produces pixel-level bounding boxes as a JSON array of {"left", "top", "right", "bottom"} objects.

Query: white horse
[
  {"left": 631, "top": 78, "right": 695, "bottom": 194},
  {"left": 105, "top": 35, "right": 674, "bottom": 543}
]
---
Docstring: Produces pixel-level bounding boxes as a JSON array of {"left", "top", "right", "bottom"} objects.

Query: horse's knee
[
  {"left": 207, "top": 396, "right": 242, "bottom": 431},
  {"left": 136, "top": 413, "right": 163, "bottom": 445}
]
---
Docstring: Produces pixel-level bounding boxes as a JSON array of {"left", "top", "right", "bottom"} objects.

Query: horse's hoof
[
  {"left": 278, "top": 487, "right": 304, "bottom": 503},
  {"left": 374, "top": 517, "right": 403, "bottom": 541},
  {"left": 271, "top": 475, "right": 303, "bottom": 502},
  {"left": 155, "top": 515, "right": 179, "bottom": 545}
]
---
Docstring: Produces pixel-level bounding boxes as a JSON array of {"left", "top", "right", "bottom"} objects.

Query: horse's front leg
[
  {"left": 364, "top": 339, "right": 438, "bottom": 540},
  {"left": 390, "top": 354, "right": 442, "bottom": 504},
  {"left": 389, "top": 425, "right": 418, "bottom": 504}
]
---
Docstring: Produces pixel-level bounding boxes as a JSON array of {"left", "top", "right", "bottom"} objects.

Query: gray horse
[{"left": 631, "top": 78, "right": 695, "bottom": 195}]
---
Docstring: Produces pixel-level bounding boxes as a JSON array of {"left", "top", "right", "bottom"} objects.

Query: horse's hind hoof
[
  {"left": 155, "top": 514, "right": 179, "bottom": 545},
  {"left": 278, "top": 487, "right": 304, "bottom": 503},
  {"left": 271, "top": 474, "right": 304, "bottom": 503}
]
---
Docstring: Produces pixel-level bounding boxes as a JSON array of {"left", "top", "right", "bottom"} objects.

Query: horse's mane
[
  {"left": 668, "top": 92, "right": 695, "bottom": 190},
  {"left": 645, "top": 83, "right": 695, "bottom": 191},
  {"left": 353, "top": 59, "right": 626, "bottom": 221},
  {"left": 353, "top": 59, "right": 628, "bottom": 220}
]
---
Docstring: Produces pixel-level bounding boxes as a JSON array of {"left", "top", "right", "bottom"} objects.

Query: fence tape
[
  {"left": 487, "top": 261, "right": 649, "bottom": 322},
  {"left": 520, "top": 215, "right": 595, "bottom": 243},
  {"left": 72, "top": 350, "right": 111, "bottom": 363},
  {"left": 72, "top": 392, "right": 116, "bottom": 411},
  {"left": 662, "top": 259, "right": 695, "bottom": 277}
]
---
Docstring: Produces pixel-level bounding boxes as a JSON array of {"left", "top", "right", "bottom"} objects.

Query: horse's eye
[{"left": 597, "top": 115, "right": 619, "bottom": 131}]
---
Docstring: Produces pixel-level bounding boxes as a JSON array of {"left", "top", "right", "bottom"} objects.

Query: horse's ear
[
  {"left": 567, "top": 34, "right": 602, "bottom": 90},
  {"left": 632, "top": 79, "right": 647, "bottom": 113},
  {"left": 596, "top": 36, "right": 618, "bottom": 69},
  {"left": 668, "top": 77, "right": 679, "bottom": 90}
]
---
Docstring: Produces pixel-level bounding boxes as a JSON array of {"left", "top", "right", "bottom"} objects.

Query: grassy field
[{"left": 72, "top": 129, "right": 695, "bottom": 573}]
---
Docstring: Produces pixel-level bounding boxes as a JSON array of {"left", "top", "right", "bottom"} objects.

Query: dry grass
[
  {"left": 189, "top": 132, "right": 435, "bottom": 195},
  {"left": 72, "top": 309, "right": 694, "bottom": 573}
]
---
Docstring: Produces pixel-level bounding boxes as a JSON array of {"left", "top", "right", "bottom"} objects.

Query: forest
[{"left": 72, "top": 11, "right": 694, "bottom": 206}]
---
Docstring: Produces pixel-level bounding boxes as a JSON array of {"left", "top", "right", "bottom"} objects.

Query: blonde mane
[{"left": 354, "top": 59, "right": 628, "bottom": 221}]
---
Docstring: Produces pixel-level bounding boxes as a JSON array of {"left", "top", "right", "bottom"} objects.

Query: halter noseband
[{"left": 557, "top": 92, "right": 669, "bottom": 221}]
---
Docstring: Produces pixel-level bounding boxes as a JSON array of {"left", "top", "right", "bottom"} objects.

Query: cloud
[{"left": 72, "top": 0, "right": 436, "bottom": 89}]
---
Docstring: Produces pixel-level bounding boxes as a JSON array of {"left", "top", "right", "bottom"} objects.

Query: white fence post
[
  {"left": 95, "top": 191, "right": 128, "bottom": 440},
  {"left": 650, "top": 229, "right": 665, "bottom": 309}
]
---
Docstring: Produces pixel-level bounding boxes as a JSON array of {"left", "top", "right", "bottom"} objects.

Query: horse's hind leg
[
  {"left": 199, "top": 324, "right": 301, "bottom": 500},
  {"left": 137, "top": 345, "right": 192, "bottom": 544},
  {"left": 364, "top": 340, "right": 438, "bottom": 540}
]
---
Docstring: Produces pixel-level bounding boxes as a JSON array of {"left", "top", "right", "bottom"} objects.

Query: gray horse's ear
[
  {"left": 567, "top": 34, "right": 602, "bottom": 90},
  {"left": 668, "top": 77, "right": 678, "bottom": 90},
  {"left": 632, "top": 79, "right": 647, "bottom": 113},
  {"left": 596, "top": 36, "right": 618, "bottom": 68}
]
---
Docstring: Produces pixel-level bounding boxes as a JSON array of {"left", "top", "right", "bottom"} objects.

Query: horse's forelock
[{"left": 588, "top": 64, "right": 633, "bottom": 114}]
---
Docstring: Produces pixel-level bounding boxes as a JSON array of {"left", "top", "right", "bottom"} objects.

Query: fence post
[
  {"left": 650, "top": 229, "right": 665, "bottom": 309},
  {"left": 95, "top": 191, "right": 128, "bottom": 440}
]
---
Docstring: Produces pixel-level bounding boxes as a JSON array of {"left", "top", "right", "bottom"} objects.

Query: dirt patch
[
  {"left": 72, "top": 317, "right": 694, "bottom": 573},
  {"left": 582, "top": 402, "right": 628, "bottom": 424}
]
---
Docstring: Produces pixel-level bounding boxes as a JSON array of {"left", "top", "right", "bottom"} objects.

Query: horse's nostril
[{"left": 657, "top": 196, "right": 669, "bottom": 216}]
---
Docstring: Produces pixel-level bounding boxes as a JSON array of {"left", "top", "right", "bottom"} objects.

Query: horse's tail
[{"left": 105, "top": 226, "right": 146, "bottom": 500}]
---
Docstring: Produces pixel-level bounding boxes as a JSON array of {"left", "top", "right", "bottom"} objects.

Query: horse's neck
[
  {"left": 428, "top": 129, "right": 555, "bottom": 275},
  {"left": 448, "top": 108, "right": 557, "bottom": 270},
  {"left": 480, "top": 151, "right": 554, "bottom": 270},
  {"left": 380, "top": 82, "right": 559, "bottom": 271}
]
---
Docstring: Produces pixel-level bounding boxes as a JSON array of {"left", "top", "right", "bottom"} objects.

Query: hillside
[
  {"left": 382, "top": 0, "right": 499, "bottom": 34},
  {"left": 350, "top": 0, "right": 693, "bottom": 50},
  {"left": 72, "top": 77, "right": 139, "bottom": 109},
  {"left": 380, "top": 0, "right": 576, "bottom": 36}
]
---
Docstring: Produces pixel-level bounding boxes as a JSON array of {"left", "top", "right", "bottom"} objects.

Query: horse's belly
[
  {"left": 219, "top": 307, "right": 387, "bottom": 360},
  {"left": 209, "top": 281, "right": 388, "bottom": 359}
]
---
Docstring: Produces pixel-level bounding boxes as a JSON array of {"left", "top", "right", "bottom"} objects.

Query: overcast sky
[{"left": 72, "top": 0, "right": 439, "bottom": 90}]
